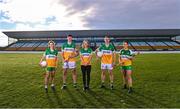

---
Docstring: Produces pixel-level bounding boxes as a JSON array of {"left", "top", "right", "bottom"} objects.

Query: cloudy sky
[{"left": 0, "top": 0, "right": 180, "bottom": 46}]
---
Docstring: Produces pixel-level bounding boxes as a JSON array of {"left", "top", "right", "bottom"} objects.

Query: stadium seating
[
  {"left": 5, "top": 42, "right": 25, "bottom": 50},
  {"left": 18, "top": 41, "right": 41, "bottom": 51},
  {"left": 163, "top": 41, "right": 180, "bottom": 50},
  {"left": 129, "top": 41, "right": 153, "bottom": 51},
  {"left": 34, "top": 41, "right": 48, "bottom": 51},
  {"left": 4, "top": 39, "right": 180, "bottom": 51}
]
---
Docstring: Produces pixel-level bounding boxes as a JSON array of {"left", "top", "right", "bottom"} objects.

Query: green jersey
[
  {"left": 44, "top": 48, "right": 58, "bottom": 67},
  {"left": 99, "top": 43, "right": 115, "bottom": 64},
  {"left": 80, "top": 48, "right": 93, "bottom": 65},
  {"left": 119, "top": 49, "right": 133, "bottom": 66},
  {"left": 61, "top": 42, "right": 76, "bottom": 62}
]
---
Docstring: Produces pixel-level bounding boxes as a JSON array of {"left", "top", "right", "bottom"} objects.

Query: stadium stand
[{"left": 2, "top": 29, "right": 180, "bottom": 51}]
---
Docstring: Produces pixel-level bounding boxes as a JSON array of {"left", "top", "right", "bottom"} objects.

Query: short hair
[
  {"left": 123, "top": 41, "right": 128, "bottom": 44},
  {"left": 104, "top": 35, "right": 110, "bottom": 39},
  {"left": 67, "top": 34, "right": 73, "bottom": 37}
]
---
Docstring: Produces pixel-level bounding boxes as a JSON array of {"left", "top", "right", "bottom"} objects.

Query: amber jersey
[
  {"left": 99, "top": 43, "right": 115, "bottom": 64},
  {"left": 44, "top": 48, "right": 58, "bottom": 67},
  {"left": 61, "top": 42, "right": 76, "bottom": 62},
  {"left": 80, "top": 48, "right": 93, "bottom": 65},
  {"left": 119, "top": 49, "right": 133, "bottom": 66}
]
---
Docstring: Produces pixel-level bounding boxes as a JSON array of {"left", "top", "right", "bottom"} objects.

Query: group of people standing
[{"left": 39, "top": 35, "right": 139, "bottom": 93}]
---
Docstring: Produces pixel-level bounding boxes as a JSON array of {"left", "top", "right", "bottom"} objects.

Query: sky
[{"left": 0, "top": 0, "right": 180, "bottom": 46}]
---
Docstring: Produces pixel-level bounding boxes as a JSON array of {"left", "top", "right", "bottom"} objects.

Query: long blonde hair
[
  {"left": 48, "top": 40, "right": 56, "bottom": 49},
  {"left": 81, "top": 40, "right": 89, "bottom": 49}
]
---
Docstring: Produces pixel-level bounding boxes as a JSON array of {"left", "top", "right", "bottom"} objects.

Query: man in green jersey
[{"left": 61, "top": 35, "right": 79, "bottom": 89}]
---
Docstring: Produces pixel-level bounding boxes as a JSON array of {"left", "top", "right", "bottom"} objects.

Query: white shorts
[
  {"left": 63, "top": 62, "right": 76, "bottom": 69},
  {"left": 101, "top": 63, "right": 113, "bottom": 70}
]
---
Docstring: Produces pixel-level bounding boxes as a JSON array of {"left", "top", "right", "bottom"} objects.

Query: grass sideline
[{"left": 0, "top": 53, "right": 180, "bottom": 108}]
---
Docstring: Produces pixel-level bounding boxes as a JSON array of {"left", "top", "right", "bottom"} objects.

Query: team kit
[{"left": 39, "top": 35, "right": 139, "bottom": 93}]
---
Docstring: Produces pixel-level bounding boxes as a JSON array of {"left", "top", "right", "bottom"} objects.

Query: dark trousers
[{"left": 81, "top": 65, "right": 91, "bottom": 88}]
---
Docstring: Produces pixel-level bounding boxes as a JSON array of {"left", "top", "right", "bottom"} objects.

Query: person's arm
[
  {"left": 95, "top": 48, "right": 99, "bottom": 57},
  {"left": 118, "top": 50, "right": 124, "bottom": 66},
  {"left": 61, "top": 44, "right": 66, "bottom": 62},
  {"left": 118, "top": 54, "right": 121, "bottom": 64},
  {"left": 119, "top": 54, "right": 124, "bottom": 66},
  {"left": 87, "top": 53, "right": 93, "bottom": 65},
  {"left": 55, "top": 52, "right": 58, "bottom": 68},
  {"left": 112, "top": 51, "right": 116, "bottom": 66},
  {"left": 74, "top": 49, "right": 79, "bottom": 57},
  {"left": 68, "top": 49, "right": 79, "bottom": 59},
  {"left": 79, "top": 50, "right": 84, "bottom": 64},
  {"left": 112, "top": 45, "right": 116, "bottom": 66},
  {"left": 128, "top": 50, "right": 140, "bottom": 60},
  {"left": 80, "top": 54, "right": 85, "bottom": 65},
  {"left": 61, "top": 51, "right": 66, "bottom": 62},
  {"left": 39, "top": 53, "right": 46, "bottom": 65}
]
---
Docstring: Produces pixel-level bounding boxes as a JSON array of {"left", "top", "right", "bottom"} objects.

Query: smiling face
[
  {"left": 49, "top": 42, "right": 55, "bottom": 50},
  {"left": 67, "top": 35, "right": 73, "bottom": 42},
  {"left": 104, "top": 36, "right": 110, "bottom": 44},
  {"left": 83, "top": 41, "right": 89, "bottom": 48},
  {"left": 123, "top": 41, "right": 128, "bottom": 49}
]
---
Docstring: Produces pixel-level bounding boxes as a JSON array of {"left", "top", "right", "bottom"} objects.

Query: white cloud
[
  {"left": 0, "top": 0, "right": 93, "bottom": 30},
  {"left": 15, "top": 23, "right": 35, "bottom": 30}
]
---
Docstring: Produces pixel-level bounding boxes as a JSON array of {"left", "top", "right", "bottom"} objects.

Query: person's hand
[
  {"left": 64, "top": 59, "right": 68, "bottom": 62},
  {"left": 39, "top": 61, "right": 42, "bottom": 66},
  {"left": 112, "top": 63, "right": 116, "bottom": 67},
  {"left": 55, "top": 65, "right": 58, "bottom": 68},
  {"left": 84, "top": 63, "right": 88, "bottom": 66},
  {"left": 82, "top": 62, "right": 87, "bottom": 66},
  {"left": 86, "top": 61, "right": 90, "bottom": 65},
  {"left": 96, "top": 56, "right": 99, "bottom": 62},
  {"left": 67, "top": 56, "right": 70, "bottom": 61},
  {"left": 119, "top": 61, "right": 124, "bottom": 66},
  {"left": 67, "top": 55, "right": 73, "bottom": 61},
  {"left": 55, "top": 62, "right": 58, "bottom": 68}
]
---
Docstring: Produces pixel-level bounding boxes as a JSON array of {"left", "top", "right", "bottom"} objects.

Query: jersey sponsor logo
[
  {"left": 63, "top": 48, "right": 74, "bottom": 52},
  {"left": 46, "top": 54, "right": 56, "bottom": 59},
  {"left": 82, "top": 53, "right": 90, "bottom": 57},
  {"left": 121, "top": 55, "right": 132, "bottom": 59},
  {"left": 102, "top": 50, "right": 113, "bottom": 54}
]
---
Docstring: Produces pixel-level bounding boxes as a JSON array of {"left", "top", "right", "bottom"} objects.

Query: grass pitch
[{"left": 0, "top": 53, "right": 180, "bottom": 108}]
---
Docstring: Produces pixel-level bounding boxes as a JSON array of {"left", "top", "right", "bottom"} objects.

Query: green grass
[{"left": 0, "top": 53, "right": 180, "bottom": 108}]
